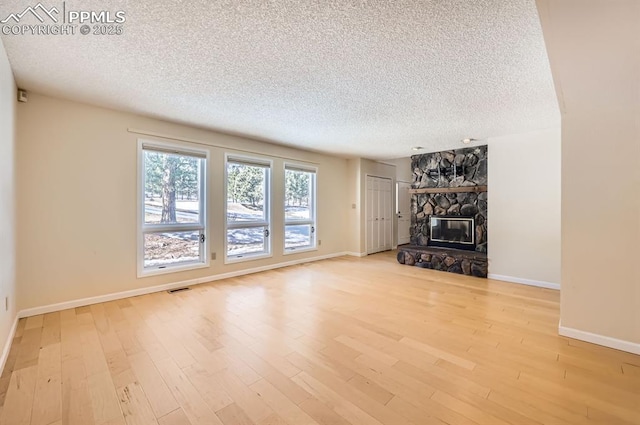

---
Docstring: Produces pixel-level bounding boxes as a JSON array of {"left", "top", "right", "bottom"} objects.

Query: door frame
[{"left": 396, "top": 179, "right": 412, "bottom": 246}]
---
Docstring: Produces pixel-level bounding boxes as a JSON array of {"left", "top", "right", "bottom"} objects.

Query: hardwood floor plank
[
  {"left": 289, "top": 355, "right": 413, "bottom": 425},
  {"left": 0, "top": 332, "right": 22, "bottom": 407},
  {"left": 153, "top": 358, "right": 222, "bottom": 425},
  {"left": 392, "top": 360, "right": 489, "bottom": 400},
  {"left": 399, "top": 336, "right": 476, "bottom": 370},
  {"left": 61, "top": 356, "right": 95, "bottom": 425},
  {"left": 88, "top": 370, "right": 123, "bottom": 425},
  {"left": 297, "top": 397, "right": 353, "bottom": 425},
  {"left": 385, "top": 395, "right": 464, "bottom": 425},
  {"left": 218, "top": 335, "right": 300, "bottom": 381},
  {"left": 486, "top": 389, "right": 583, "bottom": 425},
  {"left": 250, "top": 379, "right": 319, "bottom": 425},
  {"left": 41, "top": 312, "right": 61, "bottom": 347},
  {"left": 334, "top": 335, "right": 398, "bottom": 366},
  {"left": 25, "top": 315, "right": 44, "bottom": 330},
  {"left": 128, "top": 351, "right": 179, "bottom": 418},
  {"left": 292, "top": 371, "right": 385, "bottom": 425},
  {"left": 286, "top": 350, "right": 356, "bottom": 383},
  {"left": 117, "top": 381, "right": 158, "bottom": 425},
  {"left": 431, "top": 389, "right": 541, "bottom": 425},
  {"left": 517, "top": 370, "right": 640, "bottom": 424},
  {"left": 13, "top": 327, "right": 42, "bottom": 371},
  {"left": 211, "top": 369, "right": 279, "bottom": 425},
  {"left": 14, "top": 317, "right": 27, "bottom": 338},
  {"left": 157, "top": 408, "right": 192, "bottom": 425},
  {"left": 346, "top": 374, "right": 394, "bottom": 406},
  {"left": 102, "top": 418, "right": 127, "bottom": 425},
  {"left": 182, "top": 363, "right": 234, "bottom": 413},
  {"left": 83, "top": 323, "right": 111, "bottom": 377},
  {"left": 353, "top": 354, "right": 438, "bottom": 404},
  {"left": 0, "top": 365, "right": 37, "bottom": 425},
  {"left": 1, "top": 253, "right": 638, "bottom": 425},
  {"left": 145, "top": 322, "right": 195, "bottom": 369},
  {"left": 214, "top": 403, "right": 255, "bottom": 425},
  {"left": 449, "top": 361, "right": 592, "bottom": 423},
  {"left": 30, "top": 343, "right": 62, "bottom": 425}
]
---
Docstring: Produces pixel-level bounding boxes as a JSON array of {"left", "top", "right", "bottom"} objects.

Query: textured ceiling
[{"left": 0, "top": 0, "right": 559, "bottom": 159}]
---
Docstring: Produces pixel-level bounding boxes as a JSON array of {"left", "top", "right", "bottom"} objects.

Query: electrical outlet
[
  {"left": 351, "top": 203, "right": 356, "bottom": 209},
  {"left": 211, "top": 252, "right": 216, "bottom": 260},
  {"left": 318, "top": 240, "right": 322, "bottom": 246}
]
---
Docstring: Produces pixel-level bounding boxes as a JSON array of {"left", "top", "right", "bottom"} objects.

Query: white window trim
[
  {"left": 224, "top": 153, "right": 273, "bottom": 264},
  {"left": 283, "top": 163, "right": 318, "bottom": 255},
  {"left": 137, "top": 139, "right": 210, "bottom": 277}
]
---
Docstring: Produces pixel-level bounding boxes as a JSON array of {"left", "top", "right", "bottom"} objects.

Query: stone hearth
[{"left": 397, "top": 246, "right": 488, "bottom": 278}]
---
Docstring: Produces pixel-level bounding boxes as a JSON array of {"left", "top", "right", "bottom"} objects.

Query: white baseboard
[
  {"left": 345, "top": 251, "right": 367, "bottom": 257},
  {"left": 0, "top": 314, "right": 19, "bottom": 376},
  {"left": 559, "top": 325, "right": 640, "bottom": 355},
  {"left": 488, "top": 273, "right": 560, "bottom": 290},
  {"left": 18, "top": 251, "right": 349, "bottom": 319}
]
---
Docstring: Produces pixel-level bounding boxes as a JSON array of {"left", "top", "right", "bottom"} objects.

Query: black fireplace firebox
[{"left": 429, "top": 215, "right": 476, "bottom": 251}]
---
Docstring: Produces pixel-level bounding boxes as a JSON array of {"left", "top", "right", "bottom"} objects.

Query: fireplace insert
[{"left": 429, "top": 215, "right": 475, "bottom": 251}]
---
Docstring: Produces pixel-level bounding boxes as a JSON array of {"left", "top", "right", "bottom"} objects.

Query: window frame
[
  {"left": 137, "top": 139, "right": 209, "bottom": 277},
  {"left": 224, "top": 153, "right": 273, "bottom": 264},
  {"left": 283, "top": 163, "right": 317, "bottom": 255}
]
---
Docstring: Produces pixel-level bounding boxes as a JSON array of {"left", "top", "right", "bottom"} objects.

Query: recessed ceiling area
[{"left": 0, "top": 0, "right": 559, "bottom": 159}]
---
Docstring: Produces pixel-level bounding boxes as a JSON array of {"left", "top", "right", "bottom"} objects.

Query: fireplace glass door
[{"left": 430, "top": 216, "right": 474, "bottom": 246}]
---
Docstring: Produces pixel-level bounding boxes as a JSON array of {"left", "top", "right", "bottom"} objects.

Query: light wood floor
[{"left": 1, "top": 252, "right": 639, "bottom": 425}]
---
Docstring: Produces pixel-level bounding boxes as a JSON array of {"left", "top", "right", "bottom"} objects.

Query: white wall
[
  {"left": 0, "top": 39, "right": 17, "bottom": 370},
  {"left": 386, "top": 157, "right": 412, "bottom": 183},
  {"left": 346, "top": 158, "right": 361, "bottom": 255},
  {"left": 16, "top": 94, "right": 350, "bottom": 311},
  {"left": 538, "top": 0, "right": 640, "bottom": 349},
  {"left": 488, "top": 129, "right": 561, "bottom": 286}
]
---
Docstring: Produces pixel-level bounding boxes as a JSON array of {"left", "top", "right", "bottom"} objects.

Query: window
[
  {"left": 284, "top": 165, "right": 316, "bottom": 252},
  {"left": 139, "top": 141, "right": 208, "bottom": 275},
  {"left": 225, "top": 155, "right": 271, "bottom": 262}
]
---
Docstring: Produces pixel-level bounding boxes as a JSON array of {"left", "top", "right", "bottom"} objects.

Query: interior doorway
[{"left": 397, "top": 181, "right": 411, "bottom": 245}]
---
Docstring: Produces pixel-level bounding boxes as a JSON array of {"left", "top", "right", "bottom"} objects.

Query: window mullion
[
  {"left": 285, "top": 220, "right": 314, "bottom": 225},
  {"left": 143, "top": 224, "right": 204, "bottom": 233},
  {"left": 227, "top": 221, "right": 269, "bottom": 230}
]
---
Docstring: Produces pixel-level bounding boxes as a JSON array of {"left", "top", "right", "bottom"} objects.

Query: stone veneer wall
[
  {"left": 410, "top": 145, "right": 488, "bottom": 253},
  {"left": 397, "top": 247, "right": 488, "bottom": 277}
]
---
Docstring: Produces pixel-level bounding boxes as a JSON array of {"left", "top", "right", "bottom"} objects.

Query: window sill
[
  {"left": 138, "top": 261, "right": 209, "bottom": 278},
  {"left": 283, "top": 246, "right": 318, "bottom": 256},
  {"left": 224, "top": 252, "right": 273, "bottom": 265}
]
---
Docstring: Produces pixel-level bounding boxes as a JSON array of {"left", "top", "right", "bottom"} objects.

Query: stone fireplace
[
  {"left": 397, "top": 145, "right": 489, "bottom": 277},
  {"left": 411, "top": 190, "right": 488, "bottom": 253},
  {"left": 429, "top": 215, "right": 475, "bottom": 250}
]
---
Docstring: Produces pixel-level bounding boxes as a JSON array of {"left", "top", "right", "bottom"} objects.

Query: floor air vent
[{"left": 167, "top": 287, "right": 191, "bottom": 294}]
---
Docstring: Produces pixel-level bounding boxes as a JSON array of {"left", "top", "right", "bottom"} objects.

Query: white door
[
  {"left": 366, "top": 176, "right": 375, "bottom": 253},
  {"left": 366, "top": 176, "right": 393, "bottom": 254},
  {"left": 372, "top": 178, "right": 380, "bottom": 250},
  {"left": 381, "top": 178, "right": 392, "bottom": 250},
  {"left": 397, "top": 181, "right": 411, "bottom": 245}
]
